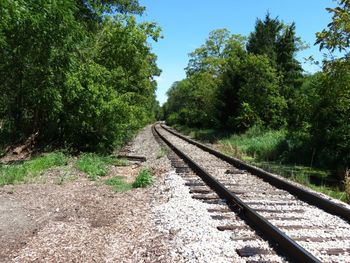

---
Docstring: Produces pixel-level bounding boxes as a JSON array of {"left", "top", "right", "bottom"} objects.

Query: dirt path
[{"left": 0, "top": 125, "right": 171, "bottom": 263}]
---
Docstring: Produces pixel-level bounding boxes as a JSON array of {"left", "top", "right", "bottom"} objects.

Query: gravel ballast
[{"left": 157, "top": 125, "right": 350, "bottom": 262}]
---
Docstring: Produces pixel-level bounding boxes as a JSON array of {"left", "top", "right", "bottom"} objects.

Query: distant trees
[
  {"left": 164, "top": 3, "right": 350, "bottom": 173},
  {"left": 165, "top": 14, "right": 301, "bottom": 132},
  {"left": 0, "top": 0, "right": 160, "bottom": 151}
]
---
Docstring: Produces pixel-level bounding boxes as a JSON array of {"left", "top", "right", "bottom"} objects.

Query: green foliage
[
  {"left": 105, "top": 176, "right": 133, "bottom": 192},
  {"left": 156, "top": 148, "right": 169, "bottom": 159},
  {"left": 220, "top": 126, "right": 286, "bottom": 161},
  {"left": 186, "top": 29, "right": 246, "bottom": 76},
  {"left": 132, "top": 168, "right": 153, "bottom": 188},
  {"left": 309, "top": 60, "right": 350, "bottom": 169},
  {"left": 0, "top": 152, "right": 67, "bottom": 186},
  {"left": 247, "top": 13, "right": 283, "bottom": 65},
  {"left": 0, "top": 0, "right": 160, "bottom": 152},
  {"left": 236, "top": 54, "right": 287, "bottom": 129},
  {"left": 164, "top": 72, "right": 219, "bottom": 128},
  {"left": 247, "top": 13, "right": 303, "bottom": 112},
  {"left": 316, "top": 0, "right": 350, "bottom": 54},
  {"left": 76, "top": 153, "right": 112, "bottom": 180}
]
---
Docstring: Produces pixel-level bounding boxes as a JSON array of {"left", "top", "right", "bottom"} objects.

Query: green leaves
[
  {"left": 316, "top": 0, "right": 350, "bottom": 54},
  {"left": 0, "top": 0, "right": 161, "bottom": 152}
]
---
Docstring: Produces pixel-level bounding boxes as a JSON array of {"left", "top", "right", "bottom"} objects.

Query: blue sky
[{"left": 138, "top": 0, "right": 335, "bottom": 104}]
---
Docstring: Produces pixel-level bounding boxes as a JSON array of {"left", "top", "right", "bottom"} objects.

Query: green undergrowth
[
  {"left": 173, "top": 125, "right": 347, "bottom": 202},
  {"left": 75, "top": 153, "right": 128, "bottom": 180},
  {"left": 132, "top": 168, "right": 154, "bottom": 188},
  {"left": 0, "top": 152, "right": 68, "bottom": 186},
  {"left": 105, "top": 176, "right": 133, "bottom": 192},
  {"left": 173, "top": 124, "right": 227, "bottom": 143},
  {"left": 156, "top": 148, "right": 169, "bottom": 159},
  {"left": 250, "top": 161, "right": 346, "bottom": 201},
  {"left": 106, "top": 168, "right": 154, "bottom": 192},
  {"left": 219, "top": 126, "right": 286, "bottom": 161}
]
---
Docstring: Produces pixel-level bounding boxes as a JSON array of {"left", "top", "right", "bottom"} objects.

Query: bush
[{"left": 132, "top": 168, "right": 154, "bottom": 188}]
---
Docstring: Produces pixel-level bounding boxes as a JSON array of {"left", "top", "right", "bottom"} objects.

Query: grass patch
[
  {"left": 105, "top": 169, "right": 154, "bottom": 192},
  {"left": 76, "top": 153, "right": 129, "bottom": 180},
  {"left": 105, "top": 176, "right": 132, "bottom": 192},
  {"left": 132, "top": 168, "right": 154, "bottom": 188},
  {"left": 219, "top": 126, "right": 286, "bottom": 161},
  {"left": 0, "top": 152, "right": 68, "bottom": 186},
  {"left": 114, "top": 158, "right": 129, "bottom": 166},
  {"left": 76, "top": 153, "right": 111, "bottom": 180},
  {"left": 156, "top": 148, "right": 169, "bottom": 159}
]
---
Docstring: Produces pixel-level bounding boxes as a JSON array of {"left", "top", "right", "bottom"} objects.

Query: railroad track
[{"left": 153, "top": 123, "right": 350, "bottom": 263}]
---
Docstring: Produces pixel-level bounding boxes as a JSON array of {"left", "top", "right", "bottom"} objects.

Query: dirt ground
[{"left": 0, "top": 125, "right": 172, "bottom": 263}]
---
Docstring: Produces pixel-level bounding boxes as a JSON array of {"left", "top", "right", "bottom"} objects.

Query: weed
[
  {"left": 156, "top": 148, "right": 169, "bottom": 159},
  {"left": 0, "top": 152, "right": 68, "bottom": 186},
  {"left": 76, "top": 153, "right": 130, "bottom": 180},
  {"left": 105, "top": 176, "right": 132, "bottom": 192},
  {"left": 76, "top": 153, "right": 111, "bottom": 180},
  {"left": 56, "top": 170, "right": 78, "bottom": 185},
  {"left": 132, "top": 168, "right": 153, "bottom": 188},
  {"left": 114, "top": 158, "right": 129, "bottom": 166}
]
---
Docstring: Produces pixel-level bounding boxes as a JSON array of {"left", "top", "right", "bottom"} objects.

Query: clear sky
[{"left": 138, "top": 0, "right": 335, "bottom": 104}]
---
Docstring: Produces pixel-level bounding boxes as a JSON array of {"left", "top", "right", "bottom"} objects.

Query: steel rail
[
  {"left": 153, "top": 124, "right": 321, "bottom": 263},
  {"left": 161, "top": 124, "right": 350, "bottom": 223}
]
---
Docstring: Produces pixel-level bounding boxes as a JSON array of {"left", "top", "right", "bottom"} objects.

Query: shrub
[{"left": 132, "top": 168, "right": 154, "bottom": 188}]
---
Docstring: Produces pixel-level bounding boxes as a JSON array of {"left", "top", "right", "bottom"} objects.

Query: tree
[
  {"left": 309, "top": 0, "right": 350, "bottom": 169},
  {"left": 276, "top": 23, "right": 304, "bottom": 98},
  {"left": 0, "top": 0, "right": 161, "bottom": 151},
  {"left": 164, "top": 73, "right": 219, "bottom": 128},
  {"left": 186, "top": 29, "right": 246, "bottom": 77},
  {"left": 316, "top": 0, "right": 350, "bottom": 54},
  {"left": 236, "top": 54, "right": 287, "bottom": 129},
  {"left": 216, "top": 38, "right": 246, "bottom": 130},
  {"left": 247, "top": 13, "right": 283, "bottom": 67}
]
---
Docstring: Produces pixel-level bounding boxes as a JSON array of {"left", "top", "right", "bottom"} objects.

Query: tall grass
[
  {"left": 76, "top": 153, "right": 128, "bottom": 180},
  {"left": 132, "top": 168, "right": 154, "bottom": 188},
  {"left": 0, "top": 152, "right": 67, "bottom": 186},
  {"left": 219, "top": 125, "right": 286, "bottom": 161}
]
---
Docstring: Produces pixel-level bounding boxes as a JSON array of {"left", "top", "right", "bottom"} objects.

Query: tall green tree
[
  {"left": 246, "top": 13, "right": 282, "bottom": 67},
  {"left": 309, "top": 0, "right": 350, "bottom": 169},
  {"left": 247, "top": 14, "right": 303, "bottom": 96},
  {"left": 0, "top": 0, "right": 161, "bottom": 151},
  {"left": 186, "top": 29, "right": 246, "bottom": 76},
  {"left": 236, "top": 54, "right": 287, "bottom": 130}
]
